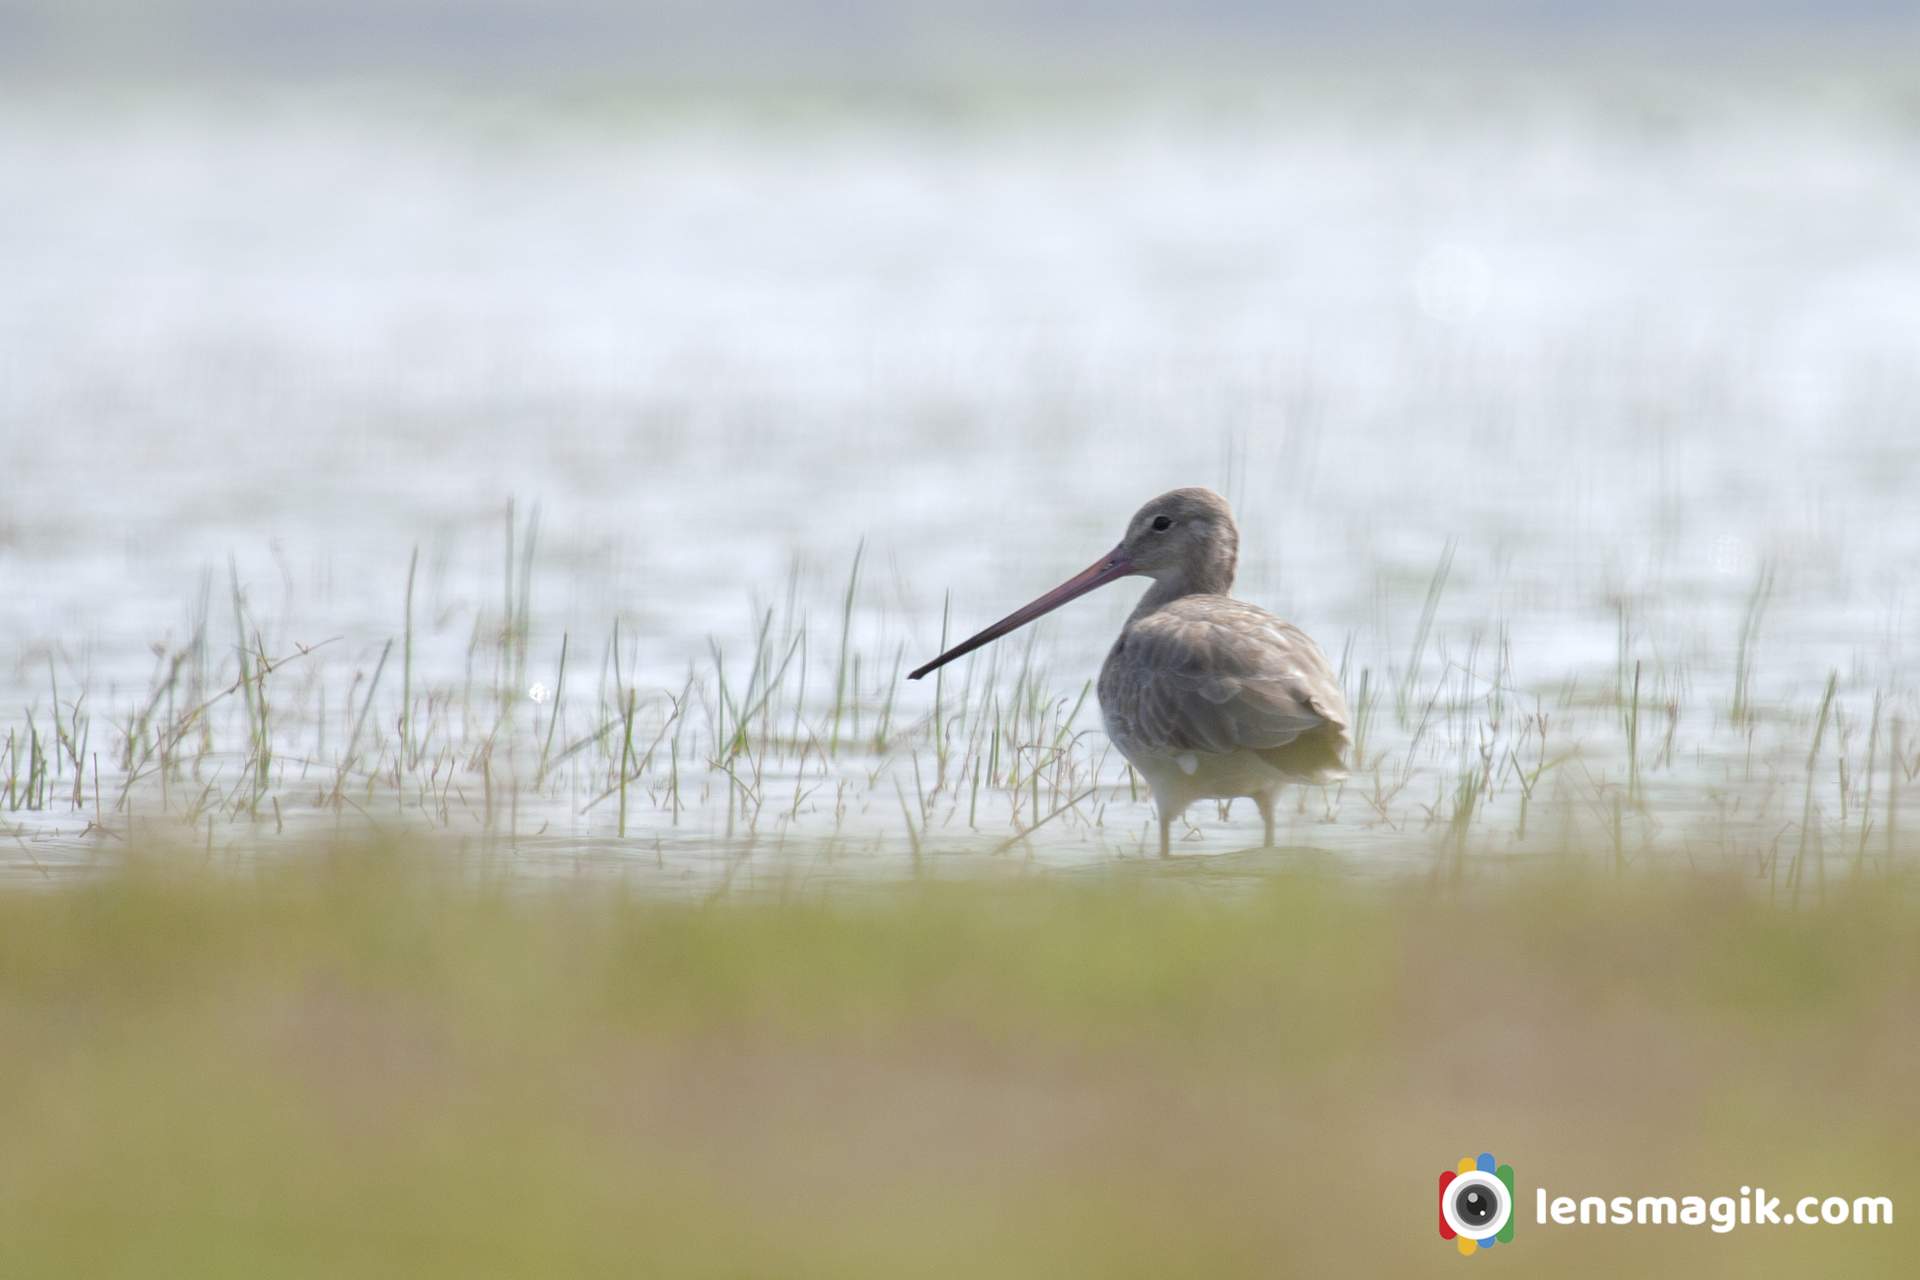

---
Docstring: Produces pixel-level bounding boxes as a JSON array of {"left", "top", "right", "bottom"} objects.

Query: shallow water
[{"left": 4, "top": 71, "right": 1919, "bottom": 885}]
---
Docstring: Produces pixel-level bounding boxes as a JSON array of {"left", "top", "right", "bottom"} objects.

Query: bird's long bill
[{"left": 907, "top": 549, "right": 1132, "bottom": 681}]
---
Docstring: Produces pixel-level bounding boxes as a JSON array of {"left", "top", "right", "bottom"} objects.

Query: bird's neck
[{"left": 1129, "top": 558, "right": 1236, "bottom": 622}]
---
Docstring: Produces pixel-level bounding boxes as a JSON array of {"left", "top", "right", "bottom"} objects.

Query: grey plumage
[
  {"left": 1100, "top": 599, "right": 1348, "bottom": 780},
  {"left": 909, "top": 485, "right": 1348, "bottom": 856}
]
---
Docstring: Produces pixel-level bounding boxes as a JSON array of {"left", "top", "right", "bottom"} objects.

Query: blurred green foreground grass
[{"left": 1, "top": 848, "right": 1915, "bottom": 1277}]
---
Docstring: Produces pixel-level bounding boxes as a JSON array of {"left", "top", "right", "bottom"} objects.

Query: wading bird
[{"left": 909, "top": 487, "right": 1348, "bottom": 857}]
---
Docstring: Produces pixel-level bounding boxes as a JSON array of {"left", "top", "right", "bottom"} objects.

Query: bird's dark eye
[{"left": 1151, "top": 516, "right": 1173, "bottom": 532}]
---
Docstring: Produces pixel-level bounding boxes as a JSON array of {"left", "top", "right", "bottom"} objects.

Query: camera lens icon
[
  {"left": 1446, "top": 1172, "right": 1508, "bottom": 1235},
  {"left": 1437, "top": 1152, "right": 1515, "bottom": 1256}
]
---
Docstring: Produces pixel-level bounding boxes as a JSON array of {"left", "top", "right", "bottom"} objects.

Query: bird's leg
[
  {"left": 1255, "top": 790, "right": 1278, "bottom": 849},
  {"left": 1157, "top": 808, "right": 1172, "bottom": 859}
]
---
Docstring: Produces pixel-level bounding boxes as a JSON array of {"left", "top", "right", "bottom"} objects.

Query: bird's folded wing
[{"left": 1107, "top": 607, "right": 1348, "bottom": 755}]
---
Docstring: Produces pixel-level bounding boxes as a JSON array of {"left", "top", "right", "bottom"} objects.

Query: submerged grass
[
  {"left": 5, "top": 505, "right": 1920, "bottom": 882},
  {"left": 0, "top": 842, "right": 1916, "bottom": 1276}
]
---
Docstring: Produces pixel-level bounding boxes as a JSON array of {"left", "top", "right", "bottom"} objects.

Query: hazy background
[{"left": 5, "top": 2, "right": 1918, "bottom": 72}]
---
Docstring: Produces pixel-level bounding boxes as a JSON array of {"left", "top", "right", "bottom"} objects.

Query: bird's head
[
  {"left": 1115, "top": 486, "right": 1239, "bottom": 586},
  {"left": 906, "top": 486, "right": 1238, "bottom": 681}
]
